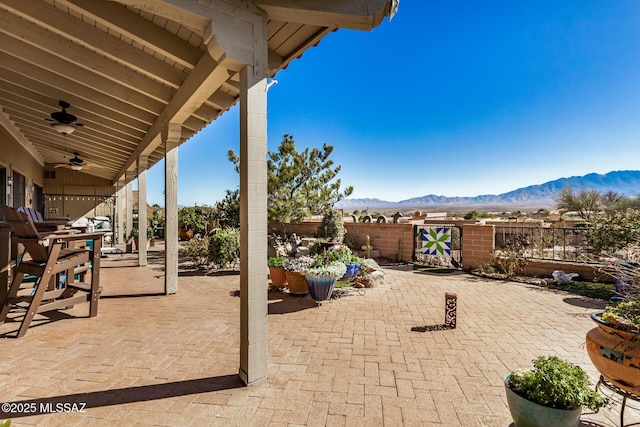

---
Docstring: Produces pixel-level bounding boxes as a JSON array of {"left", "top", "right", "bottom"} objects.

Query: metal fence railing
[{"left": 494, "top": 225, "right": 591, "bottom": 261}]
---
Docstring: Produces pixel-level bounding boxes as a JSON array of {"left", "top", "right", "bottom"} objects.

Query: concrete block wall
[
  {"left": 270, "top": 221, "right": 604, "bottom": 280},
  {"left": 345, "top": 223, "right": 415, "bottom": 261},
  {"left": 269, "top": 221, "right": 416, "bottom": 261},
  {"left": 525, "top": 260, "right": 608, "bottom": 282},
  {"left": 461, "top": 224, "right": 495, "bottom": 269}
]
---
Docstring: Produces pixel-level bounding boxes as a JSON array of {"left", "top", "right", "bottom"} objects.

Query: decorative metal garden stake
[{"left": 445, "top": 293, "right": 457, "bottom": 329}]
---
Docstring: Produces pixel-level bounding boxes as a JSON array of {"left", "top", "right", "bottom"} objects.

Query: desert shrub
[
  {"left": 179, "top": 236, "right": 210, "bottom": 269},
  {"left": 208, "top": 228, "right": 240, "bottom": 270},
  {"left": 488, "top": 244, "right": 528, "bottom": 277}
]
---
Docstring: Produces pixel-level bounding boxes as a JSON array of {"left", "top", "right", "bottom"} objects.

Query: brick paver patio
[{"left": 1, "top": 243, "right": 639, "bottom": 426}]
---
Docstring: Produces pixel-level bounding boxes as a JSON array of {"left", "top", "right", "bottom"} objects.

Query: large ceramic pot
[
  {"left": 269, "top": 266, "right": 287, "bottom": 288},
  {"left": 586, "top": 311, "right": 640, "bottom": 393},
  {"left": 340, "top": 264, "right": 361, "bottom": 281},
  {"left": 179, "top": 229, "right": 194, "bottom": 241},
  {"left": 306, "top": 275, "right": 337, "bottom": 302},
  {"left": 504, "top": 375, "right": 582, "bottom": 427},
  {"left": 285, "top": 271, "right": 308, "bottom": 294}
]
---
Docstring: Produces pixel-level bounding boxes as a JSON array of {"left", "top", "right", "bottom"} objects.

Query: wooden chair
[
  {"left": 17, "top": 206, "right": 44, "bottom": 222},
  {"left": 0, "top": 206, "right": 102, "bottom": 337}
]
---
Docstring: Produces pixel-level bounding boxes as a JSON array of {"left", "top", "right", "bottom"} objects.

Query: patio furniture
[
  {"left": 16, "top": 206, "right": 72, "bottom": 233},
  {"left": 0, "top": 206, "right": 103, "bottom": 337},
  {"left": 17, "top": 206, "right": 44, "bottom": 222}
]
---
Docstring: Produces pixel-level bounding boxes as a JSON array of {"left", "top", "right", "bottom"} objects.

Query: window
[
  {"left": 12, "top": 171, "right": 25, "bottom": 208},
  {"left": 0, "top": 166, "right": 5, "bottom": 221},
  {"left": 0, "top": 166, "right": 6, "bottom": 207},
  {"left": 33, "top": 184, "right": 44, "bottom": 217}
]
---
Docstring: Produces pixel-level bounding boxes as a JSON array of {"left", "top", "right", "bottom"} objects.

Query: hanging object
[{"left": 45, "top": 100, "right": 84, "bottom": 135}]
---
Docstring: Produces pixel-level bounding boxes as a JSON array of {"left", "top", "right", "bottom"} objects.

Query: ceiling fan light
[
  {"left": 70, "top": 164, "right": 83, "bottom": 171},
  {"left": 52, "top": 123, "right": 75, "bottom": 135}
]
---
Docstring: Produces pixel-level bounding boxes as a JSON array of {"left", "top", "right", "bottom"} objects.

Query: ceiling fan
[
  {"left": 52, "top": 152, "right": 91, "bottom": 171},
  {"left": 45, "top": 100, "right": 84, "bottom": 135}
]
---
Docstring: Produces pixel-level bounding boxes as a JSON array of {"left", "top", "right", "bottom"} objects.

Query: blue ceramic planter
[
  {"left": 305, "top": 275, "right": 337, "bottom": 302},
  {"left": 340, "top": 264, "right": 361, "bottom": 281}
]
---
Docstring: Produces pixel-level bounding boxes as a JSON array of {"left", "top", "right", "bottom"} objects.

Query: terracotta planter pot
[
  {"left": 586, "top": 312, "right": 640, "bottom": 393},
  {"left": 269, "top": 266, "right": 287, "bottom": 287},
  {"left": 285, "top": 271, "right": 308, "bottom": 294},
  {"left": 179, "top": 229, "right": 194, "bottom": 241}
]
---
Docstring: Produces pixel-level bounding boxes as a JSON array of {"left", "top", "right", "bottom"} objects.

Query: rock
[
  {"left": 362, "top": 258, "right": 383, "bottom": 271},
  {"left": 364, "top": 271, "right": 385, "bottom": 288}
]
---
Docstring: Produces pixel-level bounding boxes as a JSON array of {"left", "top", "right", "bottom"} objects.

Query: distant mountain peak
[{"left": 336, "top": 170, "right": 640, "bottom": 210}]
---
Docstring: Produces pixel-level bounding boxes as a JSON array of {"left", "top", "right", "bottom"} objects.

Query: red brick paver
[{"left": 0, "top": 244, "right": 637, "bottom": 426}]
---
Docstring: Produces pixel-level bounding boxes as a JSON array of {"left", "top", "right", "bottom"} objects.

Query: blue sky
[{"left": 146, "top": 1, "right": 640, "bottom": 206}]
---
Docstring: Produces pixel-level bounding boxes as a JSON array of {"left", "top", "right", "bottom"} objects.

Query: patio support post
[
  {"left": 125, "top": 171, "right": 135, "bottom": 248},
  {"left": 137, "top": 155, "right": 148, "bottom": 266},
  {"left": 238, "top": 64, "right": 268, "bottom": 385},
  {"left": 0, "top": 224, "right": 10, "bottom": 304},
  {"left": 163, "top": 123, "right": 180, "bottom": 295},
  {"left": 115, "top": 179, "right": 125, "bottom": 244}
]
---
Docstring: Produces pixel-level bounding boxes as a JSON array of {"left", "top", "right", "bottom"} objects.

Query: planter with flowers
[
  {"left": 505, "top": 355, "right": 607, "bottom": 427},
  {"left": 585, "top": 248, "right": 640, "bottom": 394},
  {"left": 267, "top": 256, "right": 287, "bottom": 288},
  {"left": 283, "top": 256, "right": 315, "bottom": 294},
  {"left": 303, "top": 260, "right": 347, "bottom": 303},
  {"left": 324, "top": 245, "right": 363, "bottom": 281}
]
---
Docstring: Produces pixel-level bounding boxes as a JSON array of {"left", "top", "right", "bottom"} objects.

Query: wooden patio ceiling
[{"left": 0, "top": 0, "right": 394, "bottom": 185}]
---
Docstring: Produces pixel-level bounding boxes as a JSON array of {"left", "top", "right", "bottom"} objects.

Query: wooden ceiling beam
[
  {"left": 0, "top": 107, "right": 44, "bottom": 166},
  {"left": 116, "top": 53, "right": 241, "bottom": 180},
  {"left": 208, "top": 91, "right": 236, "bottom": 110},
  {"left": 110, "top": 0, "right": 211, "bottom": 36},
  {"left": 0, "top": 34, "right": 167, "bottom": 116},
  {"left": 255, "top": 0, "right": 390, "bottom": 31},
  {"left": 4, "top": 104, "right": 139, "bottom": 151},
  {"left": 0, "top": 8, "right": 174, "bottom": 102},
  {"left": 0, "top": 86, "right": 146, "bottom": 141},
  {"left": 0, "top": 0, "right": 187, "bottom": 87},
  {"left": 19, "top": 132, "right": 130, "bottom": 165},
  {"left": 0, "top": 59, "right": 158, "bottom": 129},
  {"left": 59, "top": 0, "right": 202, "bottom": 70}
]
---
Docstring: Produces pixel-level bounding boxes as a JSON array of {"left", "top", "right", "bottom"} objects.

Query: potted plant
[
  {"left": 128, "top": 225, "right": 140, "bottom": 251},
  {"left": 127, "top": 224, "right": 153, "bottom": 251},
  {"left": 303, "top": 259, "right": 347, "bottom": 303},
  {"left": 324, "top": 245, "right": 363, "bottom": 280},
  {"left": 505, "top": 356, "right": 607, "bottom": 427},
  {"left": 178, "top": 206, "right": 206, "bottom": 240},
  {"left": 586, "top": 248, "right": 640, "bottom": 393},
  {"left": 268, "top": 256, "right": 287, "bottom": 288},
  {"left": 283, "top": 256, "right": 315, "bottom": 294}
]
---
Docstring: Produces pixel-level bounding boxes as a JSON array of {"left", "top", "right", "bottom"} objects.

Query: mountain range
[{"left": 335, "top": 170, "right": 640, "bottom": 210}]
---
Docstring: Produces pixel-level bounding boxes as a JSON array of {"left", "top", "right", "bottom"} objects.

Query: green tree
[
  {"left": 464, "top": 210, "right": 493, "bottom": 220},
  {"left": 228, "top": 133, "right": 353, "bottom": 228},
  {"left": 212, "top": 189, "right": 240, "bottom": 229},
  {"left": 587, "top": 209, "right": 640, "bottom": 253},
  {"left": 555, "top": 186, "right": 601, "bottom": 222},
  {"left": 464, "top": 210, "right": 480, "bottom": 220}
]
